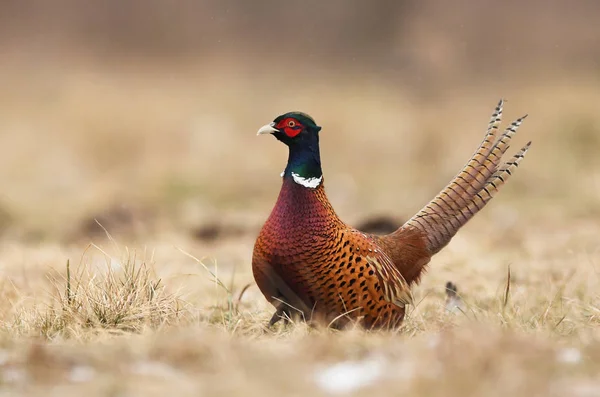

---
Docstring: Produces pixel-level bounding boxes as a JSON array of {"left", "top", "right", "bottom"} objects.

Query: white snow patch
[
  {"left": 444, "top": 296, "right": 466, "bottom": 314},
  {"left": 69, "top": 365, "right": 96, "bottom": 383},
  {"left": 556, "top": 347, "right": 582, "bottom": 365},
  {"left": 426, "top": 334, "right": 441, "bottom": 349},
  {"left": 314, "top": 356, "right": 385, "bottom": 394}
]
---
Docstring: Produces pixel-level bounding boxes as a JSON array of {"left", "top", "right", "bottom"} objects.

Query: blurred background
[{"left": 0, "top": 0, "right": 599, "bottom": 245}]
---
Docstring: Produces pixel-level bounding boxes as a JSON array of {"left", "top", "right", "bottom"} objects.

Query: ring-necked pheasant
[{"left": 252, "top": 100, "right": 530, "bottom": 329}]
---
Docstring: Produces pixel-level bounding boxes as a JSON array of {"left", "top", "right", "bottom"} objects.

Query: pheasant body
[
  {"left": 252, "top": 102, "right": 530, "bottom": 329},
  {"left": 253, "top": 178, "right": 410, "bottom": 328}
]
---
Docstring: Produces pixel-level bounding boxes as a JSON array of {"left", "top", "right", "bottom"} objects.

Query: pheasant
[{"left": 252, "top": 100, "right": 530, "bottom": 329}]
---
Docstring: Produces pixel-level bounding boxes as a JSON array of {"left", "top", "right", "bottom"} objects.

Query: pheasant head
[{"left": 257, "top": 112, "right": 324, "bottom": 188}]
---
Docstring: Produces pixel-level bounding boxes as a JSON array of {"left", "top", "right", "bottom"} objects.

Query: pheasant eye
[{"left": 275, "top": 117, "right": 303, "bottom": 138}]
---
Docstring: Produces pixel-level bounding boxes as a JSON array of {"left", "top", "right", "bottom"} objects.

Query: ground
[{"left": 1, "top": 211, "right": 600, "bottom": 396}]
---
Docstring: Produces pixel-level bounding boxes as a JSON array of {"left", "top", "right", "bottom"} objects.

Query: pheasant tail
[{"left": 393, "top": 100, "right": 531, "bottom": 280}]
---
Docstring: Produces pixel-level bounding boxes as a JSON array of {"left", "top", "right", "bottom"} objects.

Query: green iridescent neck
[{"left": 283, "top": 137, "right": 323, "bottom": 183}]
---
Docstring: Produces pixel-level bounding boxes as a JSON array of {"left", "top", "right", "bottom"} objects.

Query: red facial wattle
[{"left": 276, "top": 117, "right": 303, "bottom": 138}]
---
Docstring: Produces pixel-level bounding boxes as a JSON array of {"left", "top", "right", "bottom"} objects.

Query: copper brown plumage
[{"left": 252, "top": 100, "right": 531, "bottom": 329}]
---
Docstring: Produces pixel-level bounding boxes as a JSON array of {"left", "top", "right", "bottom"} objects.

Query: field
[{"left": 0, "top": 2, "right": 600, "bottom": 396}]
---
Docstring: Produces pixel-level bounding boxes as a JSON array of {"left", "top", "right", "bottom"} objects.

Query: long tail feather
[
  {"left": 402, "top": 100, "right": 531, "bottom": 255},
  {"left": 435, "top": 99, "right": 504, "bottom": 212}
]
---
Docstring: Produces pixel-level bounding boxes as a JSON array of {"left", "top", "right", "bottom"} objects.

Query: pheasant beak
[{"left": 257, "top": 122, "right": 279, "bottom": 136}]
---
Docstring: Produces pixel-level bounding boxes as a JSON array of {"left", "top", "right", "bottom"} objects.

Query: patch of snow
[
  {"left": 427, "top": 334, "right": 441, "bottom": 349},
  {"left": 314, "top": 356, "right": 385, "bottom": 394},
  {"left": 444, "top": 296, "right": 466, "bottom": 314},
  {"left": 69, "top": 365, "right": 96, "bottom": 383},
  {"left": 556, "top": 347, "right": 582, "bottom": 365}
]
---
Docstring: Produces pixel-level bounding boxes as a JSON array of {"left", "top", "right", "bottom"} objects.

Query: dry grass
[{"left": 0, "top": 216, "right": 598, "bottom": 395}]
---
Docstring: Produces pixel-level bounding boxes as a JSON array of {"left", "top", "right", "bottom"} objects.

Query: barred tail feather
[
  {"left": 452, "top": 141, "right": 530, "bottom": 230},
  {"left": 402, "top": 101, "right": 531, "bottom": 255},
  {"left": 438, "top": 99, "right": 504, "bottom": 212}
]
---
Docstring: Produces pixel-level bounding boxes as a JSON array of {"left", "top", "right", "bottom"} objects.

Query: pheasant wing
[{"left": 365, "top": 249, "right": 413, "bottom": 307}]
